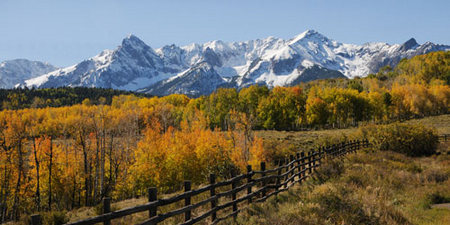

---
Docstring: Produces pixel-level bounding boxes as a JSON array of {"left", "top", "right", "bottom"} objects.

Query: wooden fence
[
  {"left": 30, "top": 139, "right": 369, "bottom": 225},
  {"left": 439, "top": 134, "right": 449, "bottom": 142}
]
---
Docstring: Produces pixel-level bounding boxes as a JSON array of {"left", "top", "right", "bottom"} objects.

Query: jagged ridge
[
  {"left": 0, "top": 59, "right": 57, "bottom": 89},
  {"left": 12, "top": 30, "right": 450, "bottom": 97}
]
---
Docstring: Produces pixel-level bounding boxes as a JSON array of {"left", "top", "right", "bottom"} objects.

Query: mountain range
[
  {"left": 2, "top": 30, "right": 449, "bottom": 97},
  {"left": 0, "top": 59, "right": 57, "bottom": 89}
]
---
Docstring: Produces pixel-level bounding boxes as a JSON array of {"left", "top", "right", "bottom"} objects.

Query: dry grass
[
  {"left": 402, "top": 114, "right": 450, "bottom": 134},
  {"left": 257, "top": 114, "right": 450, "bottom": 160},
  {"left": 232, "top": 150, "right": 450, "bottom": 225}
]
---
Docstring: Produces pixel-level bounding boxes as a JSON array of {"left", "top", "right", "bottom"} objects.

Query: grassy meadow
[{"left": 229, "top": 114, "right": 450, "bottom": 224}]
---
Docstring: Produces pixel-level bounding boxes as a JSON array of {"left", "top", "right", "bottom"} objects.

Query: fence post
[
  {"left": 103, "top": 197, "right": 111, "bottom": 225},
  {"left": 261, "top": 162, "right": 266, "bottom": 198},
  {"left": 345, "top": 142, "right": 352, "bottom": 155},
  {"left": 308, "top": 151, "right": 312, "bottom": 175},
  {"left": 345, "top": 142, "right": 349, "bottom": 155},
  {"left": 338, "top": 143, "right": 341, "bottom": 156},
  {"left": 343, "top": 142, "right": 347, "bottom": 155},
  {"left": 184, "top": 181, "right": 191, "bottom": 222},
  {"left": 283, "top": 158, "right": 288, "bottom": 189},
  {"left": 31, "top": 214, "right": 42, "bottom": 225},
  {"left": 210, "top": 174, "right": 217, "bottom": 222},
  {"left": 313, "top": 150, "right": 317, "bottom": 171},
  {"left": 289, "top": 155, "right": 294, "bottom": 184},
  {"left": 321, "top": 146, "right": 325, "bottom": 162},
  {"left": 338, "top": 142, "right": 341, "bottom": 155},
  {"left": 247, "top": 165, "right": 253, "bottom": 204},
  {"left": 300, "top": 152, "right": 305, "bottom": 180},
  {"left": 231, "top": 171, "right": 238, "bottom": 220},
  {"left": 357, "top": 140, "right": 361, "bottom": 150},
  {"left": 0, "top": 203, "right": 3, "bottom": 223},
  {"left": 275, "top": 160, "right": 281, "bottom": 191},
  {"left": 148, "top": 187, "right": 157, "bottom": 220},
  {"left": 296, "top": 153, "right": 301, "bottom": 183},
  {"left": 318, "top": 147, "right": 322, "bottom": 165}
]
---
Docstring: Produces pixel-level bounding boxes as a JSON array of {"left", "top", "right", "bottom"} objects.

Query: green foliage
[
  {"left": 238, "top": 85, "right": 269, "bottom": 128},
  {"left": 0, "top": 87, "right": 151, "bottom": 110},
  {"left": 347, "top": 78, "right": 363, "bottom": 92},
  {"left": 204, "top": 88, "right": 239, "bottom": 130},
  {"left": 395, "top": 51, "right": 450, "bottom": 84},
  {"left": 41, "top": 211, "right": 69, "bottom": 225},
  {"left": 257, "top": 86, "right": 305, "bottom": 130},
  {"left": 359, "top": 123, "right": 439, "bottom": 156},
  {"left": 426, "top": 192, "right": 450, "bottom": 205},
  {"left": 367, "top": 51, "right": 450, "bottom": 84}
]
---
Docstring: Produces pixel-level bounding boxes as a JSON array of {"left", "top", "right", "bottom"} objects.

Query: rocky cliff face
[
  {"left": 17, "top": 30, "right": 450, "bottom": 97},
  {"left": 0, "top": 59, "right": 57, "bottom": 89}
]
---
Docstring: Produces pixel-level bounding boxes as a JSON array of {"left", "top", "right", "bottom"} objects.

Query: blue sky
[{"left": 1, "top": 0, "right": 449, "bottom": 67}]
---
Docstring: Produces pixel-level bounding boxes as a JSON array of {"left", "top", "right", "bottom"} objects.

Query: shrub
[
  {"left": 422, "top": 168, "right": 449, "bottom": 183},
  {"left": 315, "top": 159, "right": 345, "bottom": 183},
  {"left": 41, "top": 211, "right": 69, "bottom": 225},
  {"left": 427, "top": 192, "right": 450, "bottom": 204},
  {"left": 359, "top": 123, "right": 439, "bottom": 156}
]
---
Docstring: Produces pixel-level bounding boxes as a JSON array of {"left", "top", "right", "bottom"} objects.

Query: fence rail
[
  {"left": 30, "top": 139, "right": 369, "bottom": 225},
  {"left": 439, "top": 134, "right": 449, "bottom": 142}
]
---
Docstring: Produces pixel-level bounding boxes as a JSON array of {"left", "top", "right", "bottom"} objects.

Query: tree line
[{"left": 0, "top": 87, "right": 151, "bottom": 110}]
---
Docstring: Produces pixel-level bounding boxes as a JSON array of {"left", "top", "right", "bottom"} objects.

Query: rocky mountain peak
[
  {"left": 10, "top": 30, "right": 449, "bottom": 96},
  {"left": 400, "top": 38, "right": 419, "bottom": 51},
  {"left": 121, "top": 34, "right": 150, "bottom": 51}
]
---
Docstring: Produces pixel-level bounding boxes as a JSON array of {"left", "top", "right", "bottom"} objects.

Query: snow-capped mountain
[
  {"left": 141, "top": 62, "right": 232, "bottom": 97},
  {"left": 19, "top": 30, "right": 450, "bottom": 97},
  {"left": 0, "top": 59, "right": 57, "bottom": 89},
  {"left": 23, "top": 35, "right": 172, "bottom": 90}
]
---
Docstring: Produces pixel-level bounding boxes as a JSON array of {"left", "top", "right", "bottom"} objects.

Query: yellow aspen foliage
[{"left": 248, "top": 136, "right": 266, "bottom": 170}]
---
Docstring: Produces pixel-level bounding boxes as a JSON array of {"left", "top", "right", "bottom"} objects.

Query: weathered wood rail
[
  {"left": 30, "top": 139, "right": 369, "bottom": 225},
  {"left": 439, "top": 134, "right": 449, "bottom": 142}
]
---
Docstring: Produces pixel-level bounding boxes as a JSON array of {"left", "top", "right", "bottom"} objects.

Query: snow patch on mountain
[
  {"left": 0, "top": 59, "right": 57, "bottom": 89},
  {"left": 17, "top": 30, "right": 450, "bottom": 97}
]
